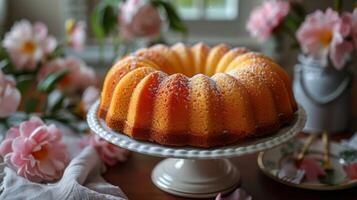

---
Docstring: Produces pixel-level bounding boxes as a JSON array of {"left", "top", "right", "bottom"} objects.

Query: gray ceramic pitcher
[{"left": 293, "top": 54, "right": 353, "bottom": 133}]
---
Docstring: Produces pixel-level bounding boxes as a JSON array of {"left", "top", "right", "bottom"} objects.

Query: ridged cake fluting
[{"left": 98, "top": 42, "right": 297, "bottom": 147}]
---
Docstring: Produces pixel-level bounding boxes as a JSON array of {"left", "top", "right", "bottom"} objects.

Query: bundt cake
[{"left": 98, "top": 42, "right": 297, "bottom": 147}]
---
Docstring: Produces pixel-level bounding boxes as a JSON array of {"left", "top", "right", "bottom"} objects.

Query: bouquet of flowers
[
  {"left": 246, "top": 0, "right": 357, "bottom": 70},
  {"left": 0, "top": 18, "right": 122, "bottom": 183},
  {"left": 0, "top": 19, "right": 97, "bottom": 131}
]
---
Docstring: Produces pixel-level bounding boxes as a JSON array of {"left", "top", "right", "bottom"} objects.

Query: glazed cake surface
[{"left": 98, "top": 43, "right": 297, "bottom": 147}]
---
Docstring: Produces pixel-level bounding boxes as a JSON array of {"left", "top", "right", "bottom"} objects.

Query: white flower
[{"left": 3, "top": 20, "right": 57, "bottom": 71}]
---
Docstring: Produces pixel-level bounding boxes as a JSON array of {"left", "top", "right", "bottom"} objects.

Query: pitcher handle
[{"left": 298, "top": 66, "right": 352, "bottom": 105}]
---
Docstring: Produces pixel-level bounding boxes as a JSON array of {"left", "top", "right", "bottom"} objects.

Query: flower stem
[{"left": 334, "top": 0, "right": 343, "bottom": 14}]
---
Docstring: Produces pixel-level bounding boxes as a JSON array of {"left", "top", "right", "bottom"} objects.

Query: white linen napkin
[{"left": 0, "top": 146, "right": 128, "bottom": 200}]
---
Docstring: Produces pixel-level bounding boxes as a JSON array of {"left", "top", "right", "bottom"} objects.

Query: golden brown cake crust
[{"left": 98, "top": 43, "right": 297, "bottom": 148}]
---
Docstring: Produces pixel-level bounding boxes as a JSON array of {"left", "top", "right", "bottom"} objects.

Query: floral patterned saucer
[{"left": 258, "top": 137, "right": 357, "bottom": 190}]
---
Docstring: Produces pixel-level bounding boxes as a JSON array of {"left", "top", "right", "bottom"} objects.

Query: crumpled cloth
[
  {"left": 215, "top": 188, "right": 252, "bottom": 200},
  {"left": 341, "top": 132, "right": 357, "bottom": 150},
  {"left": 0, "top": 146, "right": 127, "bottom": 200}
]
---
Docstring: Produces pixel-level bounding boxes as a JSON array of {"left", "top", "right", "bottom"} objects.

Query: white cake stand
[{"left": 87, "top": 101, "right": 306, "bottom": 198}]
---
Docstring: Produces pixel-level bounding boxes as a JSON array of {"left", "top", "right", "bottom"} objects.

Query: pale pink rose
[
  {"left": 329, "top": 39, "right": 354, "bottom": 70},
  {"left": 81, "top": 86, "right": 99, "bottom": 112},
  {"left": 0, "top": 70, "right": 21, "bottom": 117},
  {"left": 297, "top": 8, "right": 353, "bottom": 69},
  {"left": 80, "top": 134, "right": 130, "bottom": 166},
  {"left": 119, "top": 0, "right": 161, "bottom": 40},
  {"left": 0, "top": 116, "right": 69, "bottom": 183},
  {"left": 38, "top": 56, "right": 97, "bottom": 92},
  {"left": 0, "top": 126, "right": 20, "bottom": 156},
  {"left": 329, "top": 11, "right": 355, "bottom": 69},
  {"left": 246, "top": 0, "right": 290, "bottom": 42},
  {"left": 65, "top": 19, "right": 86, "bottom": 52},
  {"left": 298, "top": 156, "right": 326, "bottom": 182},
  {"left": 344, "top": 162, "right": 357, "bottom": 180},
  {"left": 2, "top": 20, "right": 57, "bottom": 71},
  {"left": 216, "top": 188, "right": 252, "bottom": 200}
]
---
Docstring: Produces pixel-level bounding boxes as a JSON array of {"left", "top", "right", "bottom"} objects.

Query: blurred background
[{"left": 1, "top": 0, "right": 355, "bottom": 69}]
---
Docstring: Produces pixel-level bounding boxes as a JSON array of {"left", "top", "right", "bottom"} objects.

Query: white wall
[{"left": 6, "top": 0, "right": 66, "bottom": 38}]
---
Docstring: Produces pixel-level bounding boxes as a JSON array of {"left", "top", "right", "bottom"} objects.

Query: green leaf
[
  {"left": 102, "top": 5, "right": 118, "bottom": 34},
  {"left": 37, "top": 70, "right": 69, "bottom": 94},
  {"left": 50, "top": 93, "right": 66, "bottom": 113},
  {"left": 152, "top": 0, "right": 188, "bottom": 35},
  {"left": 91, "top": 8, "right": 105, "bottom": 39},
  {"left": 0, "top": 58, "right": 8, "bottom": 68},
  {"left": 0, "top": 46, "right": 8, "bottom": 58},
  {"left": 48, "top": 45, "right": 65, "bottom": 60},
  {"left": 16, "top": 74, "right": 35, "bottom": 93},
  {"left": 91, "top": 0, "right": 120, "bottom": 40},
  {"left": 283, "top": 15, "right": 300, "bottom": 33},
  {"left": 0, "top": 47, "right": 17, "bottom": 73},
  {"left": 24, "top": 98, "right": 39, "bottom": 113}
]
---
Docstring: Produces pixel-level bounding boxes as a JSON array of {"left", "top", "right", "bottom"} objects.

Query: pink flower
[
  {"left": 296, "top": 9, "right": 354, "bottom": 69},
  {"left": 38, "top": 57, "right": 97, "bottom": 92},
  {"left": 80, "top": 134, "right": 130, "bottom": 166},
  {"left": 0, "top": 117, "right": 69, "bottom": 183},
  {"left": 81, "top": 86, "right": 99, "bottom": 112},
  {"left": 246, "top": 0, "right": 290, "bottom": 42},
  {"left": 119, "top": 0, "right": 162, "bottom": 40},
  {"left": 298, "top": 156, "right": 326, "bottom": 182},
  {"left": 0, "top": 69, "right": 21, "bottom": 117},
  {"left": 216, "top": 188, "right": 252, "bottom": 200},
  {"left": 344, "top": 162, "right": 357, "bottom": 180},
  {"left": 65, "top": 19, "right": 86, "bottom": 52},
  {"left": 0, "top": 70, "right": 21, "bottom": 117},
  {"left": 2, "top": 20, "right": 57, "bottom": 71}
]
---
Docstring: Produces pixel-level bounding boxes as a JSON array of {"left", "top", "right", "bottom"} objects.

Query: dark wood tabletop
[{"left": 104, "top": 132, "right": 357, "bottom": 200}]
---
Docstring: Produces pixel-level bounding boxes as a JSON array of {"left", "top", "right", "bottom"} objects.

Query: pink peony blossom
[
  {"left": 246, "top": 0, "right": 290, "bottom": 42},
  {"left": 296, "top": 8, "right": 354, "bottom": 69},
  {"left": 80, "top": 134, "right": 130, "bottom": 166},
  {"left": 0, "top": 116, "right": 69, "bottom": 183},
  {"left": 38, "top": 56, "right": 97, "bottom": 92},
  {"left": 81, "top": 86, "right": 99, "bottom": 112},
  {"left": 65, "top": 19, "right": 86, "bottom": 52},
  {"left": 0, "top": 70, "right": 21, "bottom": 117},
  {"left": 298, "top": 156, "right": 326, "bottom": 182},
  {"left": 119, "top": 0, "right": 162, "bottom": 40},
  {"left": 344, "top": 162, "right": 357, "bottom": 180},
  {"left": 2, "top": 20, "right": 57, "bottom": 71}
]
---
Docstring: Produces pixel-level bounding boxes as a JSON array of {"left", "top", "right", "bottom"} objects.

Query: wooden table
[{"left": 104, "top": 133, "right": 357, "bottom": 200}]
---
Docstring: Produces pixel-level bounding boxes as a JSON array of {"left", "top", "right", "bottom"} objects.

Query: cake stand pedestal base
[
  {"left": 88, "top": 101, "right": 306, "bottom": 199},
  {"left": 151, "top": 158, "right": 240, "bottom": 198}
]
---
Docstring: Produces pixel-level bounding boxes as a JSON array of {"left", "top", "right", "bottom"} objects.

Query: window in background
[{"left": 173, "top": 0, "right": 238, "bottom": 20}]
